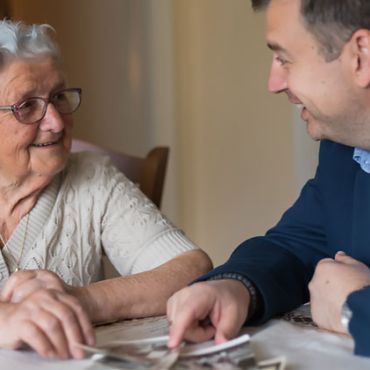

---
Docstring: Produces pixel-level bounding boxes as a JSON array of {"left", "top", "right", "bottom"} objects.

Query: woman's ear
[{"left": 349, "top": 29, "right": 370, "bottom": 88}]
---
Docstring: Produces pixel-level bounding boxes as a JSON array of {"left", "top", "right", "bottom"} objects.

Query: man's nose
[
  {"left": 39, "top": 103, "right": 65, "bottom": 132},
  {"left": 268, "top": 61, "right": 288, "bottom": 93}
]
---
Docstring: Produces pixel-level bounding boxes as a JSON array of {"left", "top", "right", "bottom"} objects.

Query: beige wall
[
  {"left": 8, "top": 0, "right": 316, "bottom": 265},
  {"left": 10, "top": 0, "right": 182, "bottom": 220},
  {"left": 174, "top": 0, "right": 298, "bottom": 264},
  {"left": 10, "top": 0, "right": 153, "bottom": 155}
]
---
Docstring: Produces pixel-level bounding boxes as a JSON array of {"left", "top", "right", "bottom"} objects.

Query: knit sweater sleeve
[{"left": 96, "top": 154, "right": 198, "bottom": 275}]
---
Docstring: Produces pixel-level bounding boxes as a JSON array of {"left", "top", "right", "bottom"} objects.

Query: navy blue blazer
[{"left": 201, "top": 140, "right": 370, "bottom": 356}]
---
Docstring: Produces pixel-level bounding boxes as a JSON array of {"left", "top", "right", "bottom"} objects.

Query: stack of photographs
[{"left": 80, "top": 333, "right": 285, "bottom": 370}]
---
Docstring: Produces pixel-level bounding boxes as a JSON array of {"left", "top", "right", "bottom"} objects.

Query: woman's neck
[{"left": 0, "top": 174, "right": 54, "bottom": 238}]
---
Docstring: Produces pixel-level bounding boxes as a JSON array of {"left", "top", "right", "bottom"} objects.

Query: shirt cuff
[{"left": 207, "top": 272, "right": 259, "bottom": 320}]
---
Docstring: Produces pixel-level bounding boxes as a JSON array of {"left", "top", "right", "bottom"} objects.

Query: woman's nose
[{"left": 38, "top": 103, "right": 65, "bottom": 132}]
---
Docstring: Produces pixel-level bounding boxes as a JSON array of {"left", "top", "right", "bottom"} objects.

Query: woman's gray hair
[{"left": 0, "top": 19, "right": 61, "bottom": 69}]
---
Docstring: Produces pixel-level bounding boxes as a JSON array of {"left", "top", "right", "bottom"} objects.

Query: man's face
[{"left": 265, "top": 0, "right": 369, "bottom": 148}]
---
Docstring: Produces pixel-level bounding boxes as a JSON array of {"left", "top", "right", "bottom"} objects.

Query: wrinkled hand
[
  {"left": 0, "top": 289, "right": 95, "bottom": 359},
  {"left": 167, "top": 279, "right": 250, "bottom": 348},
  {"left": 309, "top": 251, "right": 370, "bottom": 333},
  {"left": 1, "top": 269, "right": 69, "bottom": 303}
]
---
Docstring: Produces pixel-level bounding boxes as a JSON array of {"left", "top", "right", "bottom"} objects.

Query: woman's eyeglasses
[{"left": 0, "top": 87, "right": 82, "bottom": 124}]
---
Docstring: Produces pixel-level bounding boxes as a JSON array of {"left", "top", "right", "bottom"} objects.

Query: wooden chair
[{"left": 71, "top": 139, "right": 169, "bottom": 209}]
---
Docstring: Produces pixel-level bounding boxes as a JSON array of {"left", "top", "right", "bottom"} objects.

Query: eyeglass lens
[{"left": 14, "top": 89, "right": 81, "bottom": 124}]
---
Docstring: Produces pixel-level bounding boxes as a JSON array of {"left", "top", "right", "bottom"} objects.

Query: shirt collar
[{"left": 353, "top": 147, "right": 370, "bottom": 173}]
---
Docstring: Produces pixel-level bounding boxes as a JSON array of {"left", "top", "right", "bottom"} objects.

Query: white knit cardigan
[{"left": 0, "top": 152, "right": 197, "bottom": 287}]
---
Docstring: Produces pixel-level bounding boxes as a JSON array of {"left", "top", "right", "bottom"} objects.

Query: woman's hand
[
  {"left": 0, "top": 289, "right": 95, "bottom": 359},
  {"left": 1, "top": 269, "right": 69, "bottom": 303}
]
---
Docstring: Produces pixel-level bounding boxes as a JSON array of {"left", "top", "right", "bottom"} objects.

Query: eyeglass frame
[{"left": 0, "top": 87, "right": 82, "bottom": 125}]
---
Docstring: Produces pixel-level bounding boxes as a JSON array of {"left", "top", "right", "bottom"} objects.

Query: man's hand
[
  {"left": 167, "top": 279, "right": 250, "bottom": 348},
  {"left": 0, "top": 289, "right": 95, "bottom": 359},
  {"left": 0, "top": 269, "right": 69, "bottom": 303},
  {"left": 309, "top": 251, "right": 370, "bottom": 333}
]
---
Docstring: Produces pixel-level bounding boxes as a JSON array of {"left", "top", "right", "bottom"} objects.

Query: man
[{"left": 167, "top": 0, "right": 370, "bottom": 357}]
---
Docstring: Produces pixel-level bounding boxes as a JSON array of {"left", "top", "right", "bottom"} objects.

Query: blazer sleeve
[
  {"left": 347, "top": 287, "right": 370, "bottom": 356},
  {"left": 198, "top": 142, "right": 332, "bottom": 324}
]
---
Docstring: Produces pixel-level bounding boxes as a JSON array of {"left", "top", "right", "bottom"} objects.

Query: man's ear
[{"left": 349, "top": 29, "right": 370, "bottom": 88}]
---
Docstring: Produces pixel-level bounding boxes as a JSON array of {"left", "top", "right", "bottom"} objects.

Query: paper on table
[
  {"left": 84, "top": 333, "right": 250, "bottom": 358},
  {"left": 257, "top": 356, "right": 286, "bottom": 370},
  {"left": 281, "top": 303, "right": 317, "bottom": 329},
  {"left": 95, "top": 316, "right": 169, "bottom": 345},
  {"left": 91, "top": 316, "right": 286, "bottom": 370},
  {"left": 81, "top": 332, "right": 257, "bottom": 369},
  {"left": 79, "top": 338, "right": 179, "bottom": 370},
  {"left": 179, "top": 334, "right": 250, "bottom": 357}
]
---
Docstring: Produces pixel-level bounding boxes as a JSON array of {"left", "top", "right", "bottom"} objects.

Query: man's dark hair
[{"left": 251, "top": 0, "right": 370, "bottom": 61}]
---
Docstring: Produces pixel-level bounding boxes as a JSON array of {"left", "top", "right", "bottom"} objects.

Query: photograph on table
[{"left": 81, "top": 333, "right": 269, "bottom": 369}]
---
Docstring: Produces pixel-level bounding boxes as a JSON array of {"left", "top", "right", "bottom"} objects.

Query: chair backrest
[{"left": 71, "top": 139, "right": 169, "bottom": 209}]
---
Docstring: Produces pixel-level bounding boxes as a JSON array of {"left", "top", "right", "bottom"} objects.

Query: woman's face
[{"left": 0, "top": 56, "right": 73, "bottom": 184}]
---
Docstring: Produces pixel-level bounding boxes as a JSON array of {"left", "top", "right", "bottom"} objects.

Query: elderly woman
[{"left": 0, "top": 20, "right": 212, "bottom": 360}]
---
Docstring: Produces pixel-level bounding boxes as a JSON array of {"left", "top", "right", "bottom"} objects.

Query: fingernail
[{"left": 336, "top": 251, "right": 346, "bottom": 256}]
